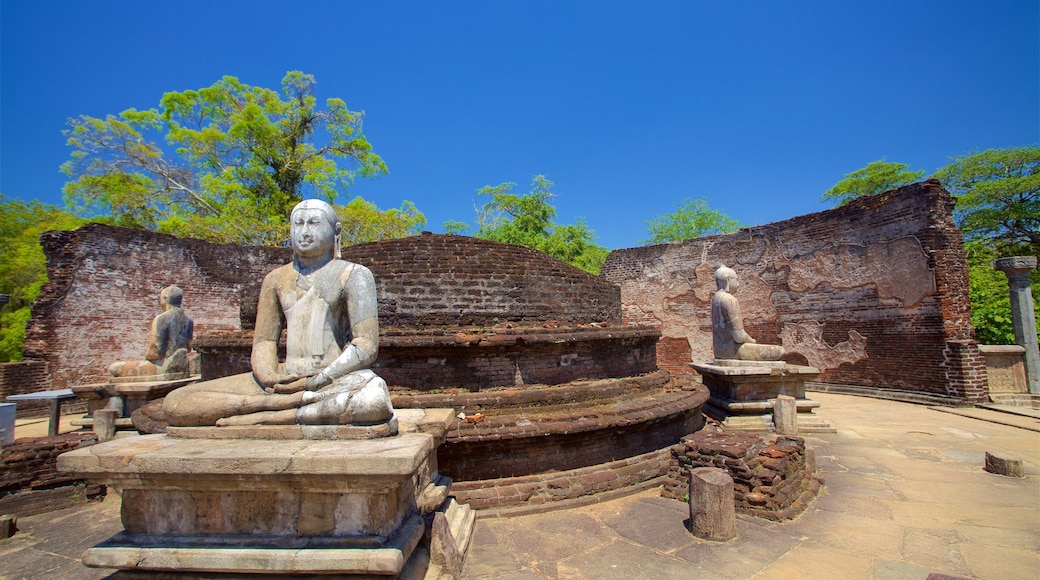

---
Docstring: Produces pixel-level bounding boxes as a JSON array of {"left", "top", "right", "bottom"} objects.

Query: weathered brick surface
[
  {"left": 24, "top": 224, "right": 289, "bottom": 389},
  {"left": 20, "top": 227, "right": 620, "bottom": 391},
  {"left": 196, "top": 326, "right": 660, "bottom": 388},
  {"left": 0, "top": 361, "right": 54, "bottom": 417},
  {"left": 403, "top": 371, "right": 709, "bottom": 481},
  {"left": 452, "top": 448, "right": 672, "bottom": 511},
  {"left": 602, "top": 181, "right": 986, "bottom": 401},
  {"left": 0, "top": 432, "right": 105, "bottom": 516},
  {"left": 661, "top": 431, "right": 818, "bottom": 520}
]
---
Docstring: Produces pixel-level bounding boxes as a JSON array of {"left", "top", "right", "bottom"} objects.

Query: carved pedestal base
[
  {"left": 58, "top": 409, "right": 474, "bottom": 577},
  {"left": 691, "top": 362, "right": 835, "bottom": 433}
]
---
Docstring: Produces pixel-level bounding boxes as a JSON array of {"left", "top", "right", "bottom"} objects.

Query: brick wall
[
  {"left": 601, "top": 180, "right": 987, "bottom": 402},
  {"left": 20, "top": 226, "right": 621, "bottom": 390},
  {"left": 0, "top": 432, "right": 104, "bottom": 516},
  {"left": 23, "top": 224, "right": 289, "bottom": 389},
  {"left": 342, "top": 233, "right": 620, "bottom": 329},
  {"left": 0, "top": 361, "right": 52, "bottom": 416}
]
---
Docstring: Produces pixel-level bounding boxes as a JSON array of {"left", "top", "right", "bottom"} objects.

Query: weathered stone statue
[
  {"left": 710, "top": 265, "right": 785, "bottom": 362},
  {"left": 163, "top": 199, "right": 393, "bottom": 427},
  {"left": 109, "top": 285, "right": 194, "bottom": 379}
]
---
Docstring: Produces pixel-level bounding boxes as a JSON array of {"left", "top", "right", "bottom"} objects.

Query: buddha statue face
[{"left": 290, "top": 200, "right": 341, "bottom": 260}]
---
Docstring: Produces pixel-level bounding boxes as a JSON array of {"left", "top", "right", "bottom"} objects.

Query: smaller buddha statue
[
  {"left": 710, "top": 265, "right": 785, "bottom": 363},
  {"left": 109, "top": 285, "right": 194, "bottom": 380}
]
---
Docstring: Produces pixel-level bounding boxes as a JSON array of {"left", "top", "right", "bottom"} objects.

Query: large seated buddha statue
[{"left": 162, "top": 199, "right": 394, "bottom": 427}]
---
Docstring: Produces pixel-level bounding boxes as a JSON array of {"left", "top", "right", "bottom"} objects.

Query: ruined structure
[
  {"left": 602, "top": 180, "right": 986, "bottom": 404},
  {"left": 22, "top": 226, "right": 707, "bottom": 510}
]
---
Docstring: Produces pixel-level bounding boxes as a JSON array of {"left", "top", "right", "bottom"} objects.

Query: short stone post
[
  {"left": 995, "top": 256, "right": 1039, "bottom": 395},
  {"left": 688, "top": 467, "right": 737, "bottom": 541},
  {"left": 773, "top": 395, "right": 798, "bottom": 435},
  {"left": 93, "top": 409, "right": 118, "bottom": 443}
]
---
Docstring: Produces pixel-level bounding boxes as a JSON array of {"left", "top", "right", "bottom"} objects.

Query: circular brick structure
[{"left": 192, "top": 234, "right": 708, "bottom": 509}]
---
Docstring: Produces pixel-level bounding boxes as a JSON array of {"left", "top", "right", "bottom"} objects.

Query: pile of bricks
[{"left": 661, "top": 431, "right": 820, "bottom": 521}]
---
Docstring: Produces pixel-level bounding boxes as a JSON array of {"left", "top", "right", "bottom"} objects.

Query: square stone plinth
[
  {"left": 57, "top": 410, "right": 465, "bottom": 576},
  {"left": 691, "top": 362, "right": 835, "bottom": 433}
]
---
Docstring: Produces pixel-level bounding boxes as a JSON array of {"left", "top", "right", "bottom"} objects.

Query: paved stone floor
[{"left": 2, "top": 392, "right": 1038, "bottom": 579}]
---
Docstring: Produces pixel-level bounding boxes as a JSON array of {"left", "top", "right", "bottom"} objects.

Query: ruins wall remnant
[
  {"left": 23, "top": 224, "right": 289, "bottom": 389},
  {"left": 601, "top": 180, "right": 987, "bottom": 402},
  {"left": 20, "top": 227, "right": 621, "bottom": 390}
]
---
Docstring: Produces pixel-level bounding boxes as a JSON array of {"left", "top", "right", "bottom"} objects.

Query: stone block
[
  {"left": 0, "top": 514, "right": 16, "bottom": 538},
  {"left": 984, "top": 452, "right": 1024, "bottom": 478},
  {"left": 93, "top": 409, "right": 118, "bottom": 442},
  {"left": 773, "top": 394, "right": 797, "bottom": 435}
]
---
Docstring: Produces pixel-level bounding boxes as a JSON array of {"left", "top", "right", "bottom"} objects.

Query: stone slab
[
  {"left": 82, "top": 513, "right": 424, "bottom": 575},
  {"left": 167, "top": 414, "right": 399, "bottom": 440},
  {"left": 59, "top": 432, "right": 436, "bottom": 481}
]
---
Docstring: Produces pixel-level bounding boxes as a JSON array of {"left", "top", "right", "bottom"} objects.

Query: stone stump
[
  {"left": 773, "top": 394, "right": 797, "bottom": 435},
  {"left": 688, "top": 467, "right": 737, "bottom": 541}
]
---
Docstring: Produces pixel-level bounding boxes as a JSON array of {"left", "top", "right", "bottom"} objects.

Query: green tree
[
  {"left": 473, "top": 176, "right": 609, "bottom": 274},
  {"left": 0, "top": 196, "right": 87, "bottom": 361},
  {"left": 822, "top": 160, "right": 926, "bottom": 206},
  {"left": 441, "top": 220, "right": 470, "bottom": 235},
  {"left": 934, "top": 146, "right": 1040, "bottom": 253},
  {"left": 337, "top": 197, "right": 426, "bottom": 245},
  {"left": 62, "top": 71, "right": 388, "bottom": 245},
  {"left": 642, "top": 198, "right": 743, "bottom": 244}
]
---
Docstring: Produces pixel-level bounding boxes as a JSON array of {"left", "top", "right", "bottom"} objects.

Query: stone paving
[{"left": 2, "top": 392, "right": 1038, "bottom": 579}]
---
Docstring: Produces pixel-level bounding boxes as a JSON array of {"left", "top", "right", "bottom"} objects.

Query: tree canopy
[
  {"left": 62, "top": 71, "right": 387, "bottom": 245},
  {"left": 337, "top": 197, "right": 426, "bottom": 245},
  {"left": 822, "top": 160, "right": 926, "bottom": 206},
  {"left": 642, "top": 198, "right": 743, "bottom": 245},
  {"left": 472, "top": 176, "right": 609, "bottom": 274},
  {"left": 0, "top": 196, "right": 87, "bottom": 361},
  {"left": 934, "top": 146, "right": 1039, "bottom": 253}
]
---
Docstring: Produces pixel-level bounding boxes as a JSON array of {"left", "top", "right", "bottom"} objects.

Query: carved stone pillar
[{"left": 994, "top": 256, "right": 1039, "bottom": 395}]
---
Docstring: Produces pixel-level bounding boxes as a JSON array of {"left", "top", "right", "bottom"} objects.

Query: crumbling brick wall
[
  {"left": 661, "top": 431, "right": 818, "bottom": 521},
  {"left": 0, "top": 432, "right": 104, "bottom": 516},
  {"left": 23, "top": 224, "right": 290, "bottom": 389},
  {"left": 19, "top": 227, "right": 621, "bottom": 390},
  {"left": 601, "top": 181, "right": 986, "bottom": 402}
]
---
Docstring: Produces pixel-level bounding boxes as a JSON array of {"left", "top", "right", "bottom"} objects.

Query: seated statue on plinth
[
  {"left": 109, "top": 285, "right": 194, "bottom": 380},
  {"left": 162, "top": 199, "right": 394, "bottom": 427},
  {"left": 711, "top": 265, "right": 785, "bottom": 363}
]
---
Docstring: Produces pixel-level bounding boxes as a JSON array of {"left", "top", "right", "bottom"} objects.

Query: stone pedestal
[
  {"left": 690, "top": 361, "right": 834, "bottom": 433},
  {"left": 70, "top": 376, "right": 199, "bottom": 429},
  {"left": 58, "top": 409, "right": 474, "bottom": 577}
]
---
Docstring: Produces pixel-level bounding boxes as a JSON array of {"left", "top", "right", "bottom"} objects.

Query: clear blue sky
[{"left": 2, "top": 1, "right": 1037, "bottom": 250}]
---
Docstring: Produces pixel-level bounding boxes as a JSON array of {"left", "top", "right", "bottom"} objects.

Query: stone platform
[
  {"left": 57, "top": 409, "right": 474, "bottom": 577},
  {"left": 69, "top": 375, "right": 199, "bottom": 429},
  {"left": 691, "top": 361, "right": 834, "bottom": 433}
]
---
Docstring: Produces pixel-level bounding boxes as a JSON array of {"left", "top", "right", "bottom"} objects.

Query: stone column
[{"left": 994, "top": 256, "right": 1039, "bottom": 395}]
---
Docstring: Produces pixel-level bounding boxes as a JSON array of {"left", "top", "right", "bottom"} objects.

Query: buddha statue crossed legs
[
  {"left": 162, "top": 199, "right": 394, "bottom": 427},
  {"left": 710, "top": 265, "right": 785, "bottom": 363}
]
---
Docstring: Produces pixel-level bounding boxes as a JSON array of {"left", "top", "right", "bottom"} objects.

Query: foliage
[
  {"left": 642, "top": 198, "right": 743, "bottom": 244},
  {"left": 62, "top": 71, "right": 388, "bottom": 245},
  {"left": 934, "top": 146, "right": 1040, "bottom": 254},
  {"left": 0, "top": 196, "right": 87, "bottom": 361},
  {"left": 441, "top": 220, "right": 470, "bottom": 235},
  {"left": 821, "top": 160, "right": 926, "bottom": 206},
  {"left": 336, "top": 197, "right": 426, "bottom": 246},
  {"left": 473, "top": 176, "right": 609, "bottom": 274},
  {"left": 964, "top": 241, "right": 1040, "bottom": 345}
]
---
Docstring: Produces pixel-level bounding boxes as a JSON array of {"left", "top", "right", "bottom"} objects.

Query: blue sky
[{"left": 1, "top": 1, "right": 1037, "bottom": 250}]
